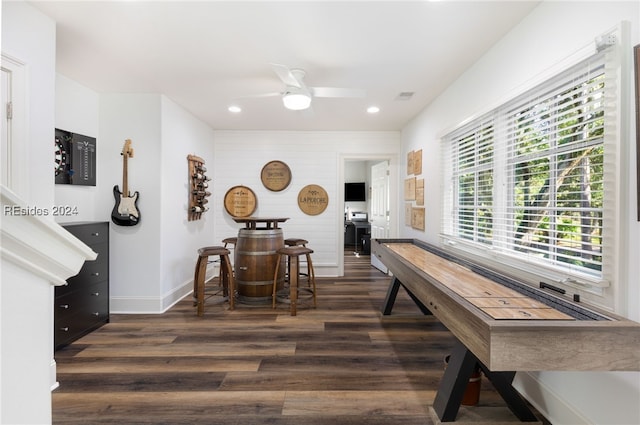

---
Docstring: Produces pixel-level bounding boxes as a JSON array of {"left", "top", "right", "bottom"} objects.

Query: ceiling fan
[{"left": 251, "top": 64, "right": 366, "bottom": 111}]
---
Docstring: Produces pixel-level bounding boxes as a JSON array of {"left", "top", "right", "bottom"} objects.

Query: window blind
[{"left": 441, "top": 47, "right": 618, "bottom": 293}]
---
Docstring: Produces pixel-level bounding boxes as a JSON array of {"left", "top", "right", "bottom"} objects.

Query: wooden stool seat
[
  {"left": 278, "top": 246, "right": 312, "bottom": 256},
  {"left": 284, "top": 239, "right": 310, "bottom": 280},
  {"left": 198, "top": 246, "right": 228, "bottom": 257},
  {"left": 284, "top": 238, "right": 308, "bottom": 247},
  {"left": 272, "top": 246, "right": 316, "bottom": 316},
  {"left": 194, "top": 246, "right": 235, "bottom": 316},
  {"left": 222, "top": 237, "right": 237, "bottom": 247},
  {"left": 192, "top": 246, "right": 232, "bottom": 300}
]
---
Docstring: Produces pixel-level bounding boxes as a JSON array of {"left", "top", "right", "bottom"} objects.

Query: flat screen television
[{"left": 345, "top": 182, "right": 366, "bottom": 202}]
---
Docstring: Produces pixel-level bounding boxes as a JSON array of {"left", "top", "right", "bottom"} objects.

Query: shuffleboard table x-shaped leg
[{"left": 382, "top": 277, "right": 539, "bottom": 423}]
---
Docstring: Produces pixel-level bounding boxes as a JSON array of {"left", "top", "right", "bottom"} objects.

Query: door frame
[
  {"left": 337, "top": 153, "right": 399, "bottom": 276},
  {"left": 1, "top": 53, "right": 28, "bottom": 196}
]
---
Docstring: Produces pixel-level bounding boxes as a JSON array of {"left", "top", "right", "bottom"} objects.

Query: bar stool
[
  {"left": 223, "top": 237, "right": 237, "bottom": 249},
  {"left": 193, "top": 246, "right": 235, "bottom": 316},
  {"left": 222, "top": 236, "right": 237, "bottom": 273},
  {"left": 272, "top": 246, "right": 317, "bottom": 316},
  {"left": 284, "top": 238, "right": 310, "bottom": 283},
  {"left": 193, "top": 239, "right": 237, "bottom": 303}
]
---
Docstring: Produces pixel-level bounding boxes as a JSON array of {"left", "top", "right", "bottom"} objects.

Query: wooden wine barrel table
[{"left": 233, "top": 217, "right": 289, "bottom": 304}]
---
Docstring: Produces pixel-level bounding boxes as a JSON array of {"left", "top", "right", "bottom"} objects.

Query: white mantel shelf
[{"left": 1, "top": 185, "right": 97, "bottom": 285}]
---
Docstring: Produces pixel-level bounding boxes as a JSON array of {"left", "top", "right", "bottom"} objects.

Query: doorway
[{"left": 338, "top": 154, "right": 397, "bottom": 276}]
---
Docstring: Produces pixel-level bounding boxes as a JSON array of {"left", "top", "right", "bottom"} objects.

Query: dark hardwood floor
[{"left": 52, "top": 252, "right": 545, "bottom": 424}]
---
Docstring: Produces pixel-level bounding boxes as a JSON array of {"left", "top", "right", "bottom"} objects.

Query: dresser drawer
[
  {"left": 55, "top": 281, "right": 108, "bottom": 320},
  {"left": 57, "top": 244, "right": 108, "bottom": 296},
  {"left": 55, "top": 281, "right": 108, "bottom": 348},
  {"left": 64, "top": 222, "right": 108, "bottom": 245},
  {"left": 68, "top": 243, "right": 108, "bottom": 283},
  {"left": 55, "top": 315, "right": 89, "bottom": 348},
  {"left": 55, "top": 308, "right": 108, "bottom": 348}
]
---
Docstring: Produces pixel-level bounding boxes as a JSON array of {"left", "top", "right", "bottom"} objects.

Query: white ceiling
[{"left": 29, "top": 0, "right": 540, "bottom": 131}]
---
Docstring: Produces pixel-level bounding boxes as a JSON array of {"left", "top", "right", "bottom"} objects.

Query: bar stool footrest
[{"left": 275, "top": 287, "right": 316, "bottom": 304}]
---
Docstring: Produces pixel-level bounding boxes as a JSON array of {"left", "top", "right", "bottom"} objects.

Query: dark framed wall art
[{"left": 55, "top": 128, "right": 97, "bottom": 186}]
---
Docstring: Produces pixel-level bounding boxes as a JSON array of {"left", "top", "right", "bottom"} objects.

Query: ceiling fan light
[{"left": 282, "top": 92, "right": 311, "bottom": 110}]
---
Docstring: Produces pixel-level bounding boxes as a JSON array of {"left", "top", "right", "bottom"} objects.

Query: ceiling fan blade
[
  {"left": 236, "top": 92, "right": 281, "bottom": 99},
  {"left": 310, "top": 87, "right": 366, "bottom": 98},
  {"left": 270, "top": 63, "right": 302, "bottom": 88}
]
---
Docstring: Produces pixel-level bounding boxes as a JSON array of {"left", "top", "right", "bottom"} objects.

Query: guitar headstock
[{"left": 121, "top": 139, "right": 134, "bottom": 158}]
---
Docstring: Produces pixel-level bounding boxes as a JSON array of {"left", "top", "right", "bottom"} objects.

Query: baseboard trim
[
  {"left": 513, "top": 372, "right": 588, "bottom": 425},
  {"left": 50, "top": 358, "right": 59, "bottom": 392},
  {"left": 110, "top": 263, "right": 342, "bottom": 314},
  {"left": 162, "top": 279, "right": 193, "bottom": 311}
]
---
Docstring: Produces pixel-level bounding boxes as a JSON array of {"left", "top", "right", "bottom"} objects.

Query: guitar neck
[{"left": 122, "top": 154, "right": 129, "bottom": 196}]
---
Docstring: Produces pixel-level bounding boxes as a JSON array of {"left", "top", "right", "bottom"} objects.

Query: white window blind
[
  {"left": 450, "top": 117, "right": 495, "bottom": 246},
  {"left": 441, "top": 47, "right": 619, "bottom": 295},
  {"left": 504, "top": 60, "right": 605, "bottom": 275}
]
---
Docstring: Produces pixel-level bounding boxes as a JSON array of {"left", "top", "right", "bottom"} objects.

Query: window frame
[{"left": 440, "top": 40, "right": 623, "bottom": 310}]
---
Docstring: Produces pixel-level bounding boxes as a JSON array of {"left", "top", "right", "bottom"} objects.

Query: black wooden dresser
[{"left": 55, "top": 221, "right": 109, "bottom": 350}]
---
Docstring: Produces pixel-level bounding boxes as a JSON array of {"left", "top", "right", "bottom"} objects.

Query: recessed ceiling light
[
  {"left": 367, "top": 106, "right": 380, "bottom": 114},
  {"left": 228, "top": 105, "right": 242, "bottom": 113}
]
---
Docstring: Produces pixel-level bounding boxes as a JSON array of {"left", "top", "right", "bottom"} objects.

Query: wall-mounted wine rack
[{"left": 187, "top": 154, "right": 211, "bottom": 221}]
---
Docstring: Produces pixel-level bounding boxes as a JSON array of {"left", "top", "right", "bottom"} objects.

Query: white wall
[
  {"left": 1, "top": 0, "right": 56, "bottom": 207},
  {"left": 54, "top": 84, "right": 217, "bottom": 313},
  {"left": 212, "top": 131, "right": 400, "bottom": 276},
  {"left": 1, "top": 261, "right": 54, "bottom": 425},
  {"left": 96, "top": 94, "right": 217, "bottom": 313},
  {"left": 54, "top": 74, "right": 100, "bottom": 223},
  {"left": 344, "top": 161, "right": 368, "bottom": 216},
  {"left": 345, "top": 161, "right": 366, "bottom": 181},
  {"left": 401, "top": 1, "right": 640, "bottom": 424},
  {"left": 98, "top": 94, "right": 163, "bottom": 312},
  {"left": 1, "top": 2, "right": 57, "bottom": 423},
  {"left": 159, "top": 96, "right": 215, "bottom": 309}
]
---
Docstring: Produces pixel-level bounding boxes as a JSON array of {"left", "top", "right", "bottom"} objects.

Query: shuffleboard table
[{"left": 372, "top": 238, "right": 640, "bottom": 422}]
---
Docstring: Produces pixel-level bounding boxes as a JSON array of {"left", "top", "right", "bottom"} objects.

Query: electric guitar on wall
[{"left": 111, "top": 139, "right": 140, "bottom": 226}]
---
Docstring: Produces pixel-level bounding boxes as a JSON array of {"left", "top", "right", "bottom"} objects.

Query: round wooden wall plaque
[
  {"left": 261, "top": 160, "right": 292, "bottom": 192},
  {"left": 224, "top": 185, "right": 257, "bottom": 217},
  {"left": 298, "top": 184, "right": 329, "bottom": 216}
]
